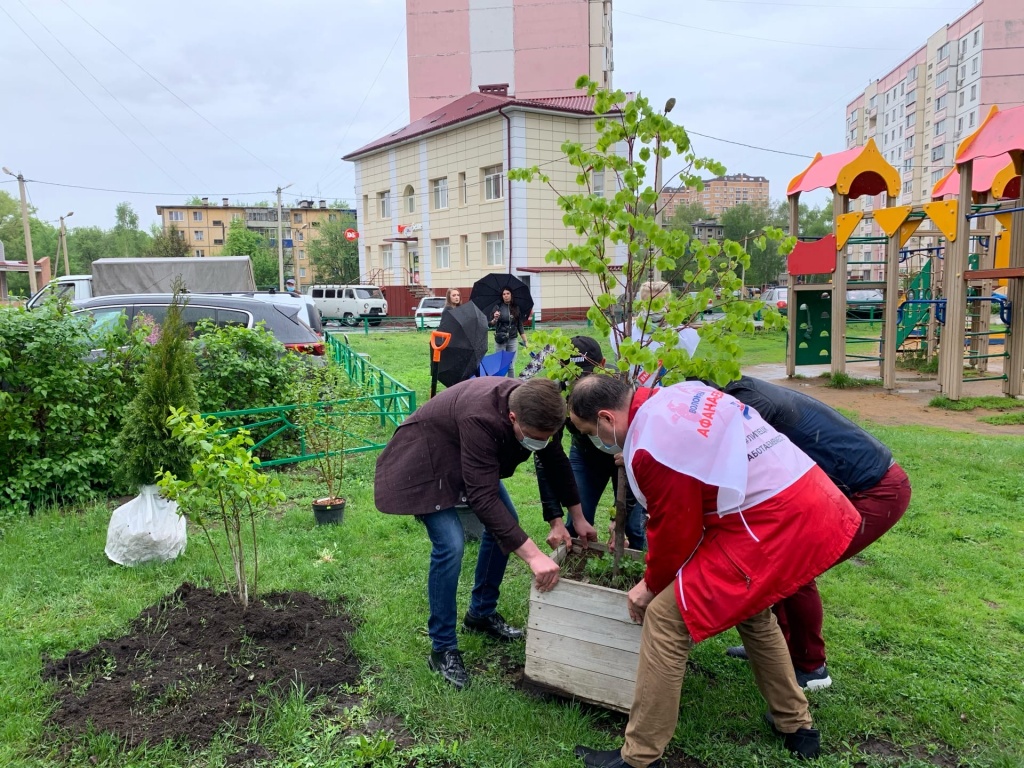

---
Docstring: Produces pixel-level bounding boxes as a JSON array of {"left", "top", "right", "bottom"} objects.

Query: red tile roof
[{"left": 342, "top": 93, "right": 610, "bottom": 160}]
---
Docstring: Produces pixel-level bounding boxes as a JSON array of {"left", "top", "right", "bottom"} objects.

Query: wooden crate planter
[{"left": 524, "top": 544, "right": 645, "bottom": 713}]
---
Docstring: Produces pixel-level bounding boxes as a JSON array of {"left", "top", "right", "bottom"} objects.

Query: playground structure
[{"left": 783, "top": 105, "right": 1024, "bottom": 401}]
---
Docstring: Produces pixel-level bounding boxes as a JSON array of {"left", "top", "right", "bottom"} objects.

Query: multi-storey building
[
  {"left": 844, "top": 0, "right": 1023, "bottom": 281},
  {"left": 406, "top": 0, "right": 613, "bottom": 121},
  {"left": 660, "top": 174, "right": 770, "bottom": 219},
  {"left": 342, "top": 84, "right": 618, "bottom": 320},
  {"left": 154, "top": 199, "right": 355, "bottom": 287}
]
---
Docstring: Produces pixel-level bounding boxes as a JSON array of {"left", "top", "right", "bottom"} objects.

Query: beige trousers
[{"left": 621, "top": 588, "right": 813, "bottom": 767}]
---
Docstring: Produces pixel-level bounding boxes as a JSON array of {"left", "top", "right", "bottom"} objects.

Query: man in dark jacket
[
  {"left": 375, "top": 376, "right": 597, "bottom": 690},
  {"left": 721, "top": 376, "right": 912, "bottom": 690}
]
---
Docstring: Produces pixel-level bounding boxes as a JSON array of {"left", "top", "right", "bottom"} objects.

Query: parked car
[
  {"left": 306, "top": 284, "right": 388, "bottom": 326},
  {"left": 846, "top": 288, "right": 884, "bottom": 319},
  {"left": 762, "top": 286, "right": 788, "bottom": 316},
  {"left": 414, "top": 296, "right": 447, "bottom": 328},
  {"left": 72, "top": 294, "right": 325, "bottom": 356}
]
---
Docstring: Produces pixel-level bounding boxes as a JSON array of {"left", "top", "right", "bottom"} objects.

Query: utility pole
[
  {"left": 60, "top": 211, "right": 73, "bottom": 277},
  {"left": 276, "top": 183, "right": 293, "bottom": 291},
  {"left": 742, "top": 229, "right": 755, "bottom": 297},
  {"left": 650, "top": 97, "right": 675, "bottom": 284},
  {"left": 3, "top": 167, "right": 38, "bottom": 294}
]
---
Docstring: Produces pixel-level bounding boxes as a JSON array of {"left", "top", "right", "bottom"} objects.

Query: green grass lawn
[{"left": 3, "top": 328, "right": 1024, "bottom": 767}]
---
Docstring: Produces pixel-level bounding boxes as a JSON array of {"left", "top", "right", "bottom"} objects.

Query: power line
[
  {"left": 15, "top": 0, "right": 210, "bottom": 190},
  {"left": 315, "top": 26, "right": 406, "bottom": 188},
  {"left": 22, "top": 178, "right": 278, "bottom": 197},
  {"left": 0, "top": 2, "right": 188, "bottom": 191},
  {"left": 57, "top": 0, "right": 284, "bottom": 179},
  {"left": 685, "top": 130, "right": 814, "bottom": 158},
  {"left": 616, "top": 9, "right": 903, "bottom": 51}
]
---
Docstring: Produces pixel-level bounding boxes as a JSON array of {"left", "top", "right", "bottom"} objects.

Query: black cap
[{"left": 567, "top": 336, "right": 603, "bottom": 372}]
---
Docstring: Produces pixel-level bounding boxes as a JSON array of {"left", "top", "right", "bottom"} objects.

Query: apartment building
[
  {"left": 660, "top": 173, "right": 770, "bottom": 219},
  {"left": 154, "top": 198, "right": 355, "bottom": 285},
  {"left": 406, "top": 0, "right": 613, "bottom": 121},
  {"left": 342, "top": 84, "right": 616, "bottom": 320},
  {"left": 844, "top": 0, "right": 1023, "bottom": 280}
]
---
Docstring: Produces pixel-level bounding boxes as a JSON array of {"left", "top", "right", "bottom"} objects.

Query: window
[
  {"left": 329, "top": 213, "right": 338, "bottom": 222},
  {"left": 297, "top": 232, "right": 304, "bottom": 241},
  {"left": 378, "top": 191, "right": 390, "bottom": 218},
  {"left": 192, "top": 211, "right": 203, "bottom": 221},
  {"left": 935, "top": 94, "right": 947, "bottom": 111},
  {"left": 960, "top": 65, "right": 966, "bottom": 81},
  {"left": 959, "top": 91, "right": 965, "bottom": 107},
  {"left": 931, "top": 145, "right": 945, "bottom": 162},
  {"left": 483, "top": 164, "right": 503, "bottom": 200},
  {"left": 298, "top": 249, "right": 305, "bottom": 260},
  {"left": 461, "top": 235, "right": 469, "bottom": 266},
  {"left": 168, "top": 210, "right": 183, "bottom": 221},
  {"left": 937, "top": 42, "right": 949, "bottom": 61},
  {"left": 404, "top": 185, "right": 415, "bottom": 214},
  {"left": 907, "top": 135, "right": 915, "bottom": 149},
  {"left": 931, "top": 169, "right": 945, "bottom": 184},
  {"left": 194, "top": 230, "right": 204, "bottom": 241},
  {"left": 211, "top": 219, "right": 222, "bottom": 227},
  {"left": 300, "top": 267, "right": 306, "bottom": 278},
  {"left": 434, "top": 238, "right": 450, "bottom": 269},
  {"left": 903, "top": 181, "right": 913, "bottom": 193},
  {"left": 431, "top": 177, "right": 448, "bottom": 210},
  {"left": 869, "top": 95, "right": 877, "bottom": 109},
  {"left": 969, "top": 111, "right": 975, "bottom": 128},
  {"left": 934, "top": 120, "right": 946, "bottom": 137},
  {"left": 232, "top": 212, "right": 242, "bottom": 221},
  {"left": 294, "top": 213, "right": 303, "bottom": 224},
  {"left": 961, "top": 39, "right": 967, "bottom": 54},
  {"left": 381, "top": 244, "right": 394, "bottom": 270},
  {"left": 972, "top": 56, "right": 978, "bottom": 74},
  {"left": 935, "top": 69, "right": 949, "bottom": 87},
  {"left": 907, "top": 112, "right": 916, "bottom": 127},
  {"left": 970, "top": 84, "right": 977, "bottom": 100},
  {"left": 194, "top": 249, "right": 204, "bottom": 257},
  {"left": 957, "top": 117, "right": 963, "bottom": 133},
  {"left": 213, "top": 238, "right": 224, "bottom": 245},
  {"left": 459, "top": 172, "right": 467, "bottom": 205},
  {"left": 973, "top": 29, "right": 979, "bottom": 46},
  {"left": 485, "top": 232, "right": 504, "bottom": 266}
]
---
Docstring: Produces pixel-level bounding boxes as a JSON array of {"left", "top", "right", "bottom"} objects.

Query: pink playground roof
[
  {"left": 955, "top": 105, "right": 1024, "bottom": 164},
  {"left": 787, "top": 139, "right": 898, "bottom": 200},
  {"left": 932, "top": 155, "right": 1019, "bottom": 200}
]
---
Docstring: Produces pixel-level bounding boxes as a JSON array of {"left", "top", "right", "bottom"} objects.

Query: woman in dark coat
[{"left": 488, "top": 288, "right": 528, "bottom": 377}]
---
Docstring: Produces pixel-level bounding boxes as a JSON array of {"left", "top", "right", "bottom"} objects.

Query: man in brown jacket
[{"left": 375, "top": 376, "right": 596, "bottom": 689}]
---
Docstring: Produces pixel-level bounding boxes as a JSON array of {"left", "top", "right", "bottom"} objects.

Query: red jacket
[{"left": 628, "top": 388, "right": 860, "bottom": 643}]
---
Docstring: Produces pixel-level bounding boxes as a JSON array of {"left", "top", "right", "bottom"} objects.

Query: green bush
[
  {"left": 191, "top": 320, "right": 303, "bottom": 414},
  {"left": 0, "top": 304, "right": 146, "bottom": 515}
]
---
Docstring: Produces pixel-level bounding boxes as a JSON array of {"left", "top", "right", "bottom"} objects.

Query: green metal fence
[{"left": 199, "top": 333, "right": 416, "bottom": 467}]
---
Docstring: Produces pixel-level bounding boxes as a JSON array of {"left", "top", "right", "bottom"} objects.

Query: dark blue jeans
[
  {"left": 419, "top": 481, "right": 518, "bottom": 652},
  {"left": 536, "top": 442, "right": 647, "bottom": 550}
]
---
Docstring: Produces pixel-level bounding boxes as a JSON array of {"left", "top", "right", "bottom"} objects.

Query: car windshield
[
  {"left": 422, "top": 298, "right": 445, "bottom": 309},
  {"left": 355, "top": 288, "right": 383, "bottom": 299}
]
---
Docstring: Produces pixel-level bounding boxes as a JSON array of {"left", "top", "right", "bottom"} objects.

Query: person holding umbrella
[{"left": 489, "top": 288, "right": 528, "bottom": 376}]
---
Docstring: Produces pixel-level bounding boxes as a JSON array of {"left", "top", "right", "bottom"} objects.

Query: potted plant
[
  {"left": 291, "top": 364, "right": 350, "bottom": 525},
  {"left": 510, "top": 77, "right": 790, "bottom": 711}
]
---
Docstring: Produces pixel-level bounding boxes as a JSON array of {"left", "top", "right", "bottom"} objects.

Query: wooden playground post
[
  {"left": 1004, "top": 150, "right": 1024, "bottom": 397},
  {"left": 882, "top": 192, "right": 900, "bottom": 390},
  {"left": 786, "top": 194, "right": 799, "bottom": 377},
  {"left": 939, "top": 161, "right": 972, "bottom": 400},
  {"left": 831, "top": 190, "right": 848, "bottom": 377}
]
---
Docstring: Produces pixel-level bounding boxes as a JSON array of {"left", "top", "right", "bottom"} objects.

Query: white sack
[{"left": 105, "top": 484, "right": 187, "bottom": 566}]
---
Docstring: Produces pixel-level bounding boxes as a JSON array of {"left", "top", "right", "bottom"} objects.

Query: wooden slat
[
  {"left": 523, "top": 655, "right": 635, "bottom": 712},
  {"left": 527, "top": 603, "right": 641, "bottom": 652},
  {"left": 570, "top": 537, "right": 646, "bottom": 562},
  {"left": 526, "top": 628, "right": 639, "bottom": 682},
  {"left": 530, "top": 580, "right": 634, "bottom": 623},
  {"left": 964, "top": 267, "right": 1024, "bottom": 280}
]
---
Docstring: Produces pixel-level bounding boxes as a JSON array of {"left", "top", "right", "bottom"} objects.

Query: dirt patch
[
  {"left": 852, "top": 736, "right": 960, "bottom": 768},
  {"left": 42, "top": 583, "right": 364, "bottom": 755},
  {"left": 745, "top": 364, "right": 1024, "bottom": 435}
]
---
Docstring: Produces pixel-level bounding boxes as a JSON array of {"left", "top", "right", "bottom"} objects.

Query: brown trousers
[{"left": 622, "top": 588, "right": 813, "bottom": 767}]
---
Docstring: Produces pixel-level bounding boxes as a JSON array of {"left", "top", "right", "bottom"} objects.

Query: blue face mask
[{"left": 588, "top": 416, "right": 622, "bottom": 454}]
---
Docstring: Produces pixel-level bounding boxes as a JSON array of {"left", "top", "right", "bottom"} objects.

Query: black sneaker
[
  {"left": 463, "top": 611, "right": 524, "bottom": 642},
  {"left": 428, "top": 649, "right": 469, "bottom": 690},
  {"left": 574, "top": 745, "right": 663, "bottom": 767},
  {"left": 764, "top": 713, "right": 821, "bottom": 759},
  {"left": 725, "top": 645, "right": 749, "bottom": 659},
  {"left": 795, "top": 664, "right": 832, "bottom": 691}
]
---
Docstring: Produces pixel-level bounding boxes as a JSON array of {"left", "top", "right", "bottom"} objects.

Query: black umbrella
[
  {"left": 430, "top": 302, "right": 489, "bottom": 396},
  {"left": 470, "top": 272, "right": 534, "bottom": 321}
]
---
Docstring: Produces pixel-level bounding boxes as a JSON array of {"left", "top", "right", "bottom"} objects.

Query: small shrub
[{"left": 116, "top": 290, "right": 199, "bottom": 489}]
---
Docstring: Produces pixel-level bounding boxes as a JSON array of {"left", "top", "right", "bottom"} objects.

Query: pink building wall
[
  {"left": 979, "top": 0, "right": 1024, "bottom": 113},
  {"left": 406, "top": 0, "right": 606, "bottom": 121}
]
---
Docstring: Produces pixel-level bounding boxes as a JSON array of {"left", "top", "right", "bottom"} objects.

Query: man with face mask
[
  {"left": 375, "top": 376, "right": 597, "bottom": 690},
  {"left": 567, "top": 375, "right": 860, "bottom": 765}
]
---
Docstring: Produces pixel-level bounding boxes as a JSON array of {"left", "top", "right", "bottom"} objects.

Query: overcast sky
[{"left": 0, "top": 0, "right": 978, "bottom": 231}]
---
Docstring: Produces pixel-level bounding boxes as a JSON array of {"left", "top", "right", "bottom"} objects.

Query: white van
[{"left": 307, "top": 284, "right": 388, "bottom": 326}]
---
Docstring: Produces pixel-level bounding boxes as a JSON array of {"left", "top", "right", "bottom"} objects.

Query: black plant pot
[{"left": 313, "top": 497, "right": 346, "bottom": 526}]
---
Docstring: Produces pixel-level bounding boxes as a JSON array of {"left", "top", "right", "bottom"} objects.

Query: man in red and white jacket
[{"left": 568, "top": 376, "right": 860, "bottom": 767}]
